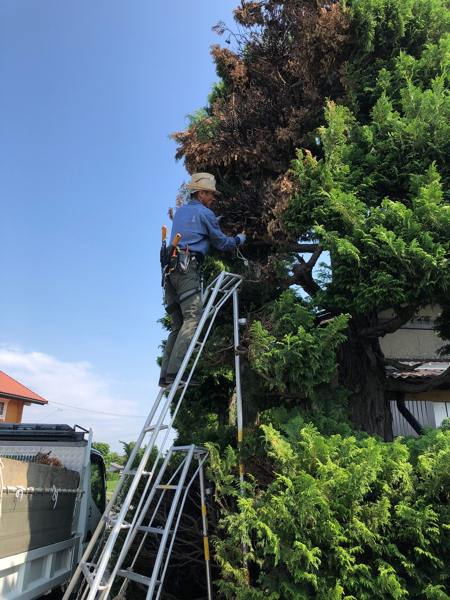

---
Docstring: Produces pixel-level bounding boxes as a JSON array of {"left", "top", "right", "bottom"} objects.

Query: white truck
[{"left": 0, "top": 423, "right": 106, "bottom": 600}]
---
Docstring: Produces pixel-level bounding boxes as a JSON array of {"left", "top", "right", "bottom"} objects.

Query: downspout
[{"left": 395, "top": 392, "right": 425, "bottom": 436}]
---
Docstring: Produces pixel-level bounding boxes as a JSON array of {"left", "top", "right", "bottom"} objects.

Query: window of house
[{"left": 0, "top": 401, "right": 6, "bottom": 421}]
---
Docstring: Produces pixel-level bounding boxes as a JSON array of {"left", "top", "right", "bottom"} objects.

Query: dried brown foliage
[
  {"left": 32, "top": 451, "right": 63, "bottom": 467},
  {"left": 171, "top": 0, "right": 349, "bottom": 247}
]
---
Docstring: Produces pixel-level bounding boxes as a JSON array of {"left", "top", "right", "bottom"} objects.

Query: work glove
[{"left": 235, "top": 233, "right": 246, "bottom": 246}]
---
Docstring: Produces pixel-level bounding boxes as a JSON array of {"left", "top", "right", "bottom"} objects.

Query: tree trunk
[{"left": 337, "top": 317, "right": 394, "bottom": 441}]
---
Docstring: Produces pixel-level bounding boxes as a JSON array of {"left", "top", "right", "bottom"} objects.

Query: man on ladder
[{"left": 159, "top": 173, "right": 246, "bottom": 388}]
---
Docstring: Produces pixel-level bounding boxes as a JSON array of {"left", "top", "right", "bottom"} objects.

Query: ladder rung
[
  {"left": 117, "top": 569, "right": 160, "bottom": 587},
  {"left": 163, "top": 381, "right": 185, "bottom": 390},
  {"left": 156, "top": 484, "right": 178, "bottom": 490},
  {"left": 123, "top": 469, "right": 152, "bottom": 476},
  {"left": 172, "top": 445, "right": 206, "bottom": 452},
  {"left": 104, "top": 515, "right": 132, "bottom": 529},
  {"left": 144, "top": 424, "right": 169, "bottom": 433},
  {"left": 136, "top": 525, "right": 173, "bottom": 535},
  {"left": 80, "top": 563, "right": 110, "bottom": 591}
]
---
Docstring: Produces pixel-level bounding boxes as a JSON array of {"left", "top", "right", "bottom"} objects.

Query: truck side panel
[
  {"left": 0, "top": 458, "right": 80, "bottom": 559},
  {"left": 0, "top": 425, "right": 105, "bottom": 600},
  {"left": 0, "top": 538, "right": 78, "bottom": 600}
]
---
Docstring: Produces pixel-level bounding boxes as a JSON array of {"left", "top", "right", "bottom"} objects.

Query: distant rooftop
[
  {"left": 0, "top": 371, "right": 48, "bottom": 405},
  {"left": 387, "top": 362, "right": 450, "bottom": 380}
]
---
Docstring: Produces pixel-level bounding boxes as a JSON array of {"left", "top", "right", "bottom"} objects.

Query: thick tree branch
[
  {"left": 283, "top": 267, "right": 321, "bottom": 295},
  {"left": 359, "top": 305, "right": 418, "bottom": 339},
  {"left": 286, "top": 242, "right": 321, "bottom": 253},
  {"left": 280, "top": 246, "right": 324, "bottom": 296},
  {"left": 307, "top": 244, "right": 323, "bottom": 270},
  {"left": 385, "top": 364, "right": 450, "bottom": 393}
]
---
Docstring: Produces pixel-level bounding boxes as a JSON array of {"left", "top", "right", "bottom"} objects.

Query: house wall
[
  {"left": 391, "top": 390, "right": 450, "bottom": 437},
  {"left": 379, "top": 307, "right": 450, "bottom": 435},
  {"left": 391, "top": 400, "right": 436, "bottom": 438},
  {"left": 378, "top": 306, "right": 450, "bottom": 360},
  {"left": 0, "top": 399, "right": 25, "bottom": 423}
]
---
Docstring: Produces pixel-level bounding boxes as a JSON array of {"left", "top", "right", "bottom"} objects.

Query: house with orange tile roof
[{"left": 0, "top": 371, "right": 48, "bottom": 423}]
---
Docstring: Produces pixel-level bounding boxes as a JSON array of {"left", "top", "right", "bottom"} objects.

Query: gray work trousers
[{"left": 160, "top": 261, "right": 203, "bottom": 377}]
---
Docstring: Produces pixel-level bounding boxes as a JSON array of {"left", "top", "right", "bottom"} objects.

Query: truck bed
[{"left": 0, "top": 457, "right": 80, "bottom": 559}]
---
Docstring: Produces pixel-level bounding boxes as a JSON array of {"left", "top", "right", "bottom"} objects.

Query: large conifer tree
[{"left": 171, "top": 0, "right": 450, "bottom": 440}]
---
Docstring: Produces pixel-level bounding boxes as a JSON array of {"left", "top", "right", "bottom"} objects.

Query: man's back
[{"left": 169, "top": 199, "right": 237, "bottom": 259}]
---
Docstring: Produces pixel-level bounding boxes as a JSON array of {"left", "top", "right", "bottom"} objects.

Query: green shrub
[{"left": 207, "top": 422, "right": 450, "bottom": 599}]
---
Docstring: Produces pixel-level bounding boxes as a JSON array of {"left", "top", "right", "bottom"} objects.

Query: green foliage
[
  {"left": 93, "top": 441, "right": 111, "bottom": 468},
  {"left": 286, "top": 93, "right": 450, "bottom": 316},
  {"left": 208, "top": 422, "right": 450, "bottom": 599},
  {"left": 119, "top": 439, "right": 159, "bottom": 472},
  {"left": 249, "top": 290, "right": 350, "bottom": 395},
  {"left": 109, "top": 451, "right": 124, "bottom": 466},
  {"left": 93, "top": 442, "right": 124, "bottom": 470},
  {"left": 279, "top": 0, "right": 450, "bottom": 331},
  {"left": 344, "top": 0, "right": 450, "bottom": 117}
]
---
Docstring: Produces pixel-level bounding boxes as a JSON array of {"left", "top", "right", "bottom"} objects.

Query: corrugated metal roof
[{"left": 387, "top": 362, "right": 450, "bottom": 379}]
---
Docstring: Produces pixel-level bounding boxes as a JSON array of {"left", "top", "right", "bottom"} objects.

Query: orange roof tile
[{"left": 0, "top": 371, "right": 48, "bottom": 405}]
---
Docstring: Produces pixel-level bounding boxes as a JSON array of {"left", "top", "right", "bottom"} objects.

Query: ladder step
[
  {"left": 144, "top": 424, "right": 169, "bottom": 433},
  {"left": 104, "top": 515, "right": 132, "bottom": 529},
  {"left": 123, "top": 469, "right": 153, "bottom": 476},
  {"left": 117, "top": 569, "right": 160, "bottom": 587},
  {"left": 156, "top": 484, "right": 178, "bottom": 490},
  {"left": 136, "top": 525, "right": 173, "bottom": 535},
  {"left": 172, "top": 445, "right": 207, "bottom": 452},
  {"left": 80, "top": 562, "right": 110, "bottom": 591}
]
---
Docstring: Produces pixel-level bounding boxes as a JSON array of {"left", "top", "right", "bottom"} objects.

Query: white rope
[
  {"left": 15, "top": 486, "right": 25, "bottom": 501},
  {"left": 52, "top": 485, "right": 59, "bottom": 509},
  {"left": 236, "top": 246, "right": 249, "bottom": 267},
  {"left": 1, "top": 486, "right": 81, "bottom": 495}
]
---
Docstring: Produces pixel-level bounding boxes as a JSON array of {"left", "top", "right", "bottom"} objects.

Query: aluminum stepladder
[{"left": 63, "top": 271, "right": 243, "bottom": 600}]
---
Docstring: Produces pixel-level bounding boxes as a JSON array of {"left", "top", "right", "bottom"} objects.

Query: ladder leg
[
  {"left": 62, "top": 389, "right": 167, "bottom": 600},
  {"left": 64, "top": 272, "right": 244, "bottom": 600},
  {"left": 199, "top": 454, "right": 214, "bottom": 600},
  {"left": 105, "top": 447, "right": 176, "bottom": 588},
  {"left": 152, "top": 449, "right": 209, "bottom": 600},
  {"left": 84, "top": 400, "right": 174, "bottom": 600},
  {"left": 146, "top": 445, "right": 197, "bottom": 599}
]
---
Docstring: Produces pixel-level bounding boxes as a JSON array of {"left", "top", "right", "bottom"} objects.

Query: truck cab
[{"left": 0, "top": 424, "right": 106, "bottom": 600}]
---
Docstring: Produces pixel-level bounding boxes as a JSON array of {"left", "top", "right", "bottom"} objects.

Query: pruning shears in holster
[{"left": 160, "top": 226, "right": 181, "bottom": 287}]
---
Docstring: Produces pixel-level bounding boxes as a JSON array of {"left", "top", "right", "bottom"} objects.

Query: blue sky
[{"left": 1, "top": 0, "right": 240, "bottom": 452}]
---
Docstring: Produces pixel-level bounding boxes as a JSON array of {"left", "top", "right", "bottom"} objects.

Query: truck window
[{"left": 90, "top": 452, "right": 106, "bottom": 513}]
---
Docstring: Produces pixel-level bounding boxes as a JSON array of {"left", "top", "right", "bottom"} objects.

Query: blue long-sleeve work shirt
[{"left": 168, "top": 200, "right": 238, "bottom": 262}]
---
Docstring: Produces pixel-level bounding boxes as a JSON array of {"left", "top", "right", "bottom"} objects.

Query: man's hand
[{"left": 236, "top": 234, "right": 246, "bottom": 246}]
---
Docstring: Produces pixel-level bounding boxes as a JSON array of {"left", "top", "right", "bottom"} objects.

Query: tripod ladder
[{"left": 63, "top": 271, "right": 243, "bottom": 600}]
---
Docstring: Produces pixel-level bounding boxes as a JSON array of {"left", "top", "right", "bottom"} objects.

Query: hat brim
[{"left": 186, "top": 183, "right": 221, "bottom": 195}]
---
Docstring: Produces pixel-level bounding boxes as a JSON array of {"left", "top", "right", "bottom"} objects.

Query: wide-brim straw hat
[{"left": 185, "top": 173, "right": 221, "bottom": 195}]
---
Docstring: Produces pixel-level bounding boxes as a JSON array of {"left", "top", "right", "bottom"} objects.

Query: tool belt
[
  {"left": 161, "top": 247, "right": 203, "bottom": 289},
  {"left": 168, "top": 249, "right": 202, "bottom": 273}
]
